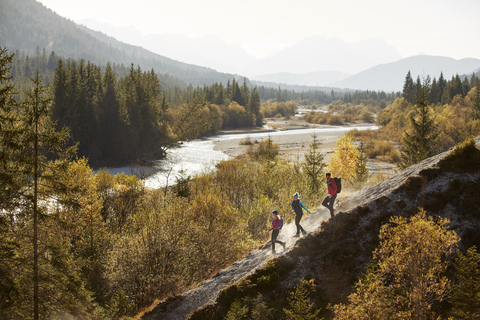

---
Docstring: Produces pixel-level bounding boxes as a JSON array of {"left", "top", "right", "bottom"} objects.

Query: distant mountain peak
[{"left": 330, "top": 55, "right": 480, "bottom": 91}]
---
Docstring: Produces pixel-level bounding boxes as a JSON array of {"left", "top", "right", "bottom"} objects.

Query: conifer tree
[
  {"left": 0, "top": 57, "right": 86, "bottom": 318},
  {"left": 438, "top": 72, "right": 446, "bottom": 103},
  {"left": 302, "top": 133, "right": 326, "bottom": 194},
  {"left": 399, "top": 76, "right": 439, "bottom": 169},
  {"left": 248, "top": 87, "right": 263, "bottom": 126},
  {"left": 230, "top": 79, "right": 243, "bottom": 106},
  {"left": 225, "top": 299, "right": 249, "bottom": 320},
  {"left": 429, "top": 77, "right": 439, "bottom": 104},
  {"left": 462, "top": 77, "right": 471, "bottom": 96},
  {"left": 214, "top": 83, "right": 225, "bottom": 105},
  {"left": 283, "top": 279, "right": 323, "bottom": 320},
  {"left": 402, "top": 71, "right": 415, "bottom": 104},
  {"left": 0, "top": 47, "right": 23, "bottom": 212},
  {"left": 20, "top": 72, "right": 78, "bottom": 320},
  {"left": 0, "top": 47, "right": 23, "bottom": 316},
  {"left": 449, "top": 246, "right": 480, "bottom": 319},
  {"left": 241, "top": 78, "right": 249, "bottom": 108},
  {"left": 354, "top": 141, "right": 369, "bottom": 184}
]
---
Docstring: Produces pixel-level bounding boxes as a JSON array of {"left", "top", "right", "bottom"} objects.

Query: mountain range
[
  {"left": 2, "top": 0, "right": 480, "bottom": 92},
  {"left": 79, "top": 20, "right": 480, "bottom": 91},
  {"left": 331, "top": 55, "right": 480, "bottom": 92}
]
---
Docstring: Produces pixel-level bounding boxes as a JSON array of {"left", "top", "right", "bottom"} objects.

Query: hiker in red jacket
[
  {"left": 268, "top": 210, "right": 286, "bottom": 252},
  {"left": 322, "top": 172, "right": 337, "bottom": 218}
]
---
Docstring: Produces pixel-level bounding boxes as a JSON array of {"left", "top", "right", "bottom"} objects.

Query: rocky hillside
[{"left": 142, "top": 136, "right": 480, "bottom": 320}]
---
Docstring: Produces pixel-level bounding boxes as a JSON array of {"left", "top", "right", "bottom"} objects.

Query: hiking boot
[
  {"left": 302, "top": 230, "right": 307, "bottom": 235},
  {"left": 282, "top": 242, "right": 286, "bottom": 250},
  {"left": 293, "top": 234, "right": 300, "bottom": 238}
]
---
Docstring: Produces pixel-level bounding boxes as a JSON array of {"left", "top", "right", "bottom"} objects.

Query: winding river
[{"left": 105, "top": 124, "right": 377, "bottom": 189}]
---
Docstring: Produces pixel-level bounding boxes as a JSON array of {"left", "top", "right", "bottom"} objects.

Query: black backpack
[{"left": 333, "top": 177, "right": 342, "bottom": 193}]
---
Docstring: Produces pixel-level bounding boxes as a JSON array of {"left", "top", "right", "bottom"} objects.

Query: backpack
[
  {"left": 333, "top": 177, "right": 342, "bottom": 193},
  {"left": 278, "top": 217, "right": 284, "bottom": 230}
]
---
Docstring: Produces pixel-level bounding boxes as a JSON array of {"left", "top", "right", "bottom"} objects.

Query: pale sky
[{"left": 36, "top": 0, "right": 480, "bottom": 60}]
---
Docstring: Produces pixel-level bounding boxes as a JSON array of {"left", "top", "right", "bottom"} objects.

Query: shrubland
[
  {"left": 352, "top": 88, "right": 480, "bottom": 166},
  {"left": 260, "top": 101, "right": 296, "bottom": 118},
  {"left": 301, "top": 101, "right": 378, "bottom": 126},
  {"left": 188, "top": 136, "right": 480, "bottom": 320},
  {"left": 0, "top": 122, "right": 327, "bottom": 319}
]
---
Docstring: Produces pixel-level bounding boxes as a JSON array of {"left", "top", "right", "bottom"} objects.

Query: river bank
[
  {"left": 213, "top": 118, "right": 374, "bottom": 162},
  {"left": 213, "top": 117, "right": 397, "bottom": 177}
]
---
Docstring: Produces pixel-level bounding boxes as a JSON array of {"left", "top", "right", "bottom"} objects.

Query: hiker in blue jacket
[
  {"left": 268, "top": 210, "right": 286, "bottom": 252},
  {"left": 291, "top": 192, "right": 310, "bottom": 237}
]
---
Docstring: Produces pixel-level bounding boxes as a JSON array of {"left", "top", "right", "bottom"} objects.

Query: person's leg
[
  {"left": 295, "top": 215, "right": 301, "bottom": 235},
  {"left": 299, "top": 217, "right": 306, "bottom": 234},
  {"left": 275, "top": 235, "right": 285, "bottom": 249},
  {"left": 329, "top": 195, "right": 337, "bottom": 217},
  {"left": 323, "top": 195, "right": 336, "bottom": 217},
  {"left": 271, "top": 229, "right": 279, "bottom": 251},
  {"left": 322, "top": 196, "right": 330, "bottom": 210}
]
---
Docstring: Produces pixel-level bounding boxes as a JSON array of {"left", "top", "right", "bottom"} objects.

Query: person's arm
[
  {"left": 300, "top": 200, "right": 310, "bottom": 213},
  {"left": 269, "top": 219, "right": 278, "bottom": 231}
]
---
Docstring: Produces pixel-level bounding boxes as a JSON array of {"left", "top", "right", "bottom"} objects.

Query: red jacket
[
  {"left": 327, "top": 177, "right": 337, "bottom": 196},
  {"left": 269, "top": 217, "right": 283, "bottom": 231}
]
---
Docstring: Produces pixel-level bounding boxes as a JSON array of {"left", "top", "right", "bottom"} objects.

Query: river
[{"left": 105, "top": 124, "right": 377, "bottom": 189}]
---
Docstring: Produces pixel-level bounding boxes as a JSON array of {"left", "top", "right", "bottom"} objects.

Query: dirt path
[{"left": 141, "top": 206, "right": 334, "bottom": 320}]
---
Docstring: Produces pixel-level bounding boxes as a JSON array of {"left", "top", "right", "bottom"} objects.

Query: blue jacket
[{"left": 292, "top": 199, "right": 310, "bottom": 215}]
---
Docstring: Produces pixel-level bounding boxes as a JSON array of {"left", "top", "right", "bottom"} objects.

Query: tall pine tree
[
  {"left": 302, "top": 133, "right": 326, "bottom": 194},
  {"left": 399, "top": 76, "right": 439, "bottom": 169},
  {"left": 402, "top": 71, "right": 415, "bottom": 104},
  {"left": 473, "top": 86, "right": 480, "bottom": 120},
  {"left": 21, "top": 72, "right": 78, "bottom": 320}
]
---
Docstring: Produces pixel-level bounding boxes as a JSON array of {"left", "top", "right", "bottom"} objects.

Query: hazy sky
[{"left": 37, "top": 0, "right": 480, "bottom": 60}]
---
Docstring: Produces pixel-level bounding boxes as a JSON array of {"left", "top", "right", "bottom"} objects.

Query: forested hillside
[{"left": 0, "top": 0, "right": 237, "bottom": 87}]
